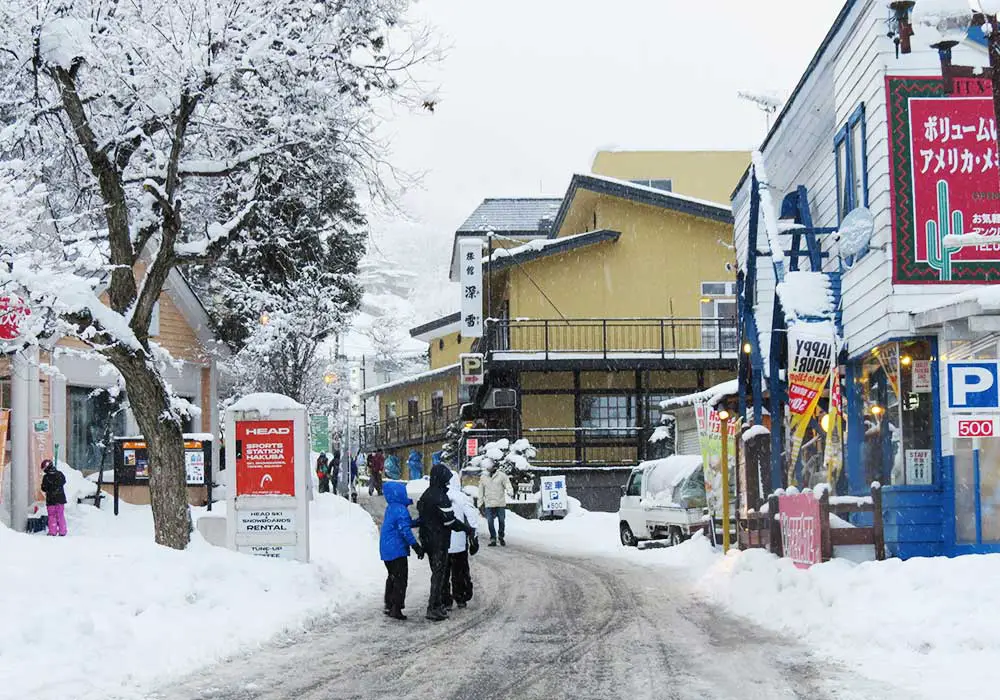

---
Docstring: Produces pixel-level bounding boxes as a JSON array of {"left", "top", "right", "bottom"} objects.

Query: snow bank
[
  {"left": 227, "top": 392, "right": 305, "bottom": 415},
  {"left": 0, "top": 493, "right": 382, "bottom": 699}
]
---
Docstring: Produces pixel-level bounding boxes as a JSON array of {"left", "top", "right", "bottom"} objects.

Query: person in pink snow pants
[{"left": 40, "top": 459, "right": 67, "bottom": 536}]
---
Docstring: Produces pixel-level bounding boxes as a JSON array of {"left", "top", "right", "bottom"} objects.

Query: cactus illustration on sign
[{"left": 925, "top": 180, "right": 962, "bottom": 281}]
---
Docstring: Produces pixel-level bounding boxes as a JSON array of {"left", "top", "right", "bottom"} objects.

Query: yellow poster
[{"left": 786, "top": 326, "right": 834, "bottom": 486}]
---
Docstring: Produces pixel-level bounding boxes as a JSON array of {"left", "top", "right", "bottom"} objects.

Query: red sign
[
  {"left": 465, "top": 438, "right": 479, "bottom": 458},
  {"left": 0, "top": 295, "right": 30, "bottom": 341},
  {"left": 952, "top": 415, "right": 1000, "bottom": 438},
  {"left": 778, "top": 492, "right": 822, "bottom": 569},
  {"left": 236, "top": 419, "right": 295, "bottom": 496}
]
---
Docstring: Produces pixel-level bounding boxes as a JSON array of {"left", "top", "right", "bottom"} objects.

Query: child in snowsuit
[
  {"left": 40, "top": 460, "right": 67, "bottom": 536},
  {"left": 442, "top": 471, "right": 479, "bottom": 609},
  {"left": 379, "top": 481, "right": 424, "bottom": 620}
]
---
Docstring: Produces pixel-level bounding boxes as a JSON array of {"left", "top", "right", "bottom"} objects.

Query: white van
[{"left": 618, "top": 455, "right": 707, "bottom": 547}]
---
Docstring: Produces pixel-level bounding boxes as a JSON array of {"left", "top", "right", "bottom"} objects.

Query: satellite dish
[{"left": 837, "top": 207, "right": 875, "bottom": 264}]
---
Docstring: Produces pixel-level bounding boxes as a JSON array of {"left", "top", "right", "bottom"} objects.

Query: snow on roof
[
  {"left": 911, "top": 285, "right": 1000, "bottom": 317},
  {"left": 749, "top": 152, "right": 788, "bottom": 271},
  {"left": 486, "top": 230, "right": 611, "bottom": 261},
  {"left": 582, "top": 173, "right": 732, "bottom": 213},
  {"left": 227, "top": 393, "right": 305, "bottom": 416},
  {"left": 775, "top": 270, "right": 835, "bottom": 321},
  {"left": 660, "top": 379, "right": 739, "bottom": 410},
  {"left": 360, "top": 363, "right": 459, "bottom": 397},
  {"left": 457, "top": 198, "right": 562, "bottom": 234}
]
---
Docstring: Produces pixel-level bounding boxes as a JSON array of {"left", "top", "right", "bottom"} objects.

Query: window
[
  {"left": 645, "top": 394, "right": 672, "bottom": 426},
  {"left": 68, "top": 387, "right": 126, "bottom": 473},
  {"left": 407, "top": 397, "right": 419, "bottom": 422},
  {"left": 386, "top": 402, "right": 397, "bottom": 420},
  {"left": 856, "top": 339, "right": 934, "bottom": 487},
  {"left": 630, "top": 178, "right": 673, "bottom": 192},
  {"left": 834, "top": 103, "right": 868, "bottom": 225},
  {"left": 700, "top": 282, "right": 738, "bottom": 352},
  {"left": 580, "top": 395, "right": 635, "bottom": 435},
  {"left": 626, "top": 471, "right": 642, "bottom": 496},
  {"left": 431, "top": 391, "right": 444, "bottom": 419}
]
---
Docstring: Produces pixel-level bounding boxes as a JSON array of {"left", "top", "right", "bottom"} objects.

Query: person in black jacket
[
  {"left": 417, "top": 464, "right": 474, "bottom": 621},
  {"left": 40, "top": 459, "right": 67, "bottom": 536}
]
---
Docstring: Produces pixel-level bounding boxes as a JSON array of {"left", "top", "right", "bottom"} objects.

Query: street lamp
[{"left": 894, "top": 1, "right": 1000, "bottom": 124}]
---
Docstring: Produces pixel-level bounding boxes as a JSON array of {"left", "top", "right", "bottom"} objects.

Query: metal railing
[
  {"left": 358, "top": 403, "right": 460, "bottom": 450},
  {"left": 483, "top": 317, "right": 737, "bottom": 360},
  {"left": 522, "top": 427, "right": 644, "bottom": 468}
]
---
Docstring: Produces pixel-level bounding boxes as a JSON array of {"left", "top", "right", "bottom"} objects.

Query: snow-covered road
[{"left": 148, "top": 529, "right": 906, "bottom": 699}]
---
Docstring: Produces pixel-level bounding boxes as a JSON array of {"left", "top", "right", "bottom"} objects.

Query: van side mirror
[{"left": 620, "top": 485, "right": 626, "bottom": 497}]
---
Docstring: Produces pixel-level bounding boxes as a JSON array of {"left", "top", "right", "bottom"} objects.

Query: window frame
[
  {"left": 626, "top": 471, "right": 642, "bottom": 497},
  {"left": 407, "top": 396, "right": 419, "bottom": 423},
  {"left": 431, "top": 391, "right": 444, "bottom": 419},
  {"left": 834, "top": 103, "right": 869, "bottom": 259}
]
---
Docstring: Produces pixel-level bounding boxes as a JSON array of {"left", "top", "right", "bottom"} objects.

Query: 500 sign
[{"left": 950, "top": 415, "right": 1000, "bottom": 438}]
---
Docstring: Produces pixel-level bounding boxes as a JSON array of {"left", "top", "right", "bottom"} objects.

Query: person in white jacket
[
  {"left": 478, "top": 463, "right": 513, "bottom": 546},
  {"left": 443, "top": 471, "right": 479, "bottom": 609}
]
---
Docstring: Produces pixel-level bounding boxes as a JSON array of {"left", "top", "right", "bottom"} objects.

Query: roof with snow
[
  {"left": 360, "top": 362, "right": 459, "bottom": 397},
  {"left": 547, "top": 173, "right": 733, "bottom": 238},
  {"left": 660, "top": 379, "right": 739, "bottom": 410},
  {"left": 486, "top": 229, "right": 620, "bottom": 272},
  {"left": 410, "top": 312, "right": 462, "bottom": 341},
  {"left": 456, "top": 198, "right": 562, "bottom": 235}
]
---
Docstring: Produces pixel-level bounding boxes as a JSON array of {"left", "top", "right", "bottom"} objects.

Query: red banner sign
[
  {"left": 236, "top": 420, "right": 295, "bottom": 496},
  {"left": 0, "top": 295, "right": 30, "bottom": 341},
  {"left": 778, "top": 492, "right": 822, "bottom": 569},
  {"left": 889, "top": 76, "right": 1000, "bottom": 283}
]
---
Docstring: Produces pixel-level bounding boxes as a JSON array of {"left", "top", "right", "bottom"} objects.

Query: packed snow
[
  {"left": 227, "top": 392, "right": 305, "bottom": 415},
  {"left": 775, "top": 270, "right": 835, "bottom": 321},
  {"left": 660, "top": 378, "right": 738, "bottom": 409},
  {"left": 1, "top": 466, "right": 382, "bottom": 700}
]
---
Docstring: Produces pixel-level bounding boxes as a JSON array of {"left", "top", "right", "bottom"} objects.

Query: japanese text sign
[
  {"left": 540, "top": 475, "right": 568, "bottom": 512},
  {"left": 888, "top": 76, "right": 1000, "bottom": 283},
  {"left": 458, "top": 239, "right": 484, "bottom": 337},
  {"left": 465, "top": 437, "right": 479, "bottom": 458},
  {"left": 235, "top": 419, "right": 296, "bottom": 496},
  {"left": 778, "top": 492, "right": 822, "bottom": 569}
]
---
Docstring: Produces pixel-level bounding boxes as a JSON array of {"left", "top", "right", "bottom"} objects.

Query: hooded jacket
[
  {"left": 407, "top": 450, "right": 423, "bottom": 480},
  {"left": 379, "top": 481, "right": 419, "bottom": 561},
  {"left": 447, "top": 472, "right": 479, "bottom": 554},
  {"left": 41, "top": 464, "right": 67, "bottom": 506},
  {"left": 417, "top": 464, "right": 468, "bottom": 552}
]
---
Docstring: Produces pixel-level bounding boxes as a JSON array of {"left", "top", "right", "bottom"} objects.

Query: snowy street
[{"left": 147, "top": 496, "right": 904, "bottom": 700}]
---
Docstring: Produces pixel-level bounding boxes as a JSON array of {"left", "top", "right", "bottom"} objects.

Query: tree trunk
[{"left": 110, "top": 350, "right": 191, "bottom": 549}]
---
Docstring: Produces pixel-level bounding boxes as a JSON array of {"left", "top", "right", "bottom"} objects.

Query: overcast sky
[{"left": 367, "top": 0, "right": 847, "bottom": 321}]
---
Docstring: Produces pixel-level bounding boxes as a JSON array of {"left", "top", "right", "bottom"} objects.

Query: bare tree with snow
[{"left": 0, "top": 0, "right": 433, "bottom": 548}]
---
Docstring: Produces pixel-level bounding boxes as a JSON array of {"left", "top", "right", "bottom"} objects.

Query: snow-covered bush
[{"left": 467, "top": 437, "right": 537, "bottom": 487}]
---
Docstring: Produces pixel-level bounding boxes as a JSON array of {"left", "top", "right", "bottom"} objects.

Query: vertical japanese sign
[
  {"left": 236, "top": 420, "right": 296, "bottom": 496},
  {"left": 459, "top": 239, "right": 484, "bottom": 338},
  {"left": 30, "top": 417, "right": 53, "bottom": 501},
  {"left": 0, "top": 409, "right": 9, "bottom": 503},
  {"left": 786, "top": 325, "right": 834, "bottom": 485},
  {"left": 694, "top": 402, "right": 736, "bottom": 519},
  {"left": 308, "top": 414, "right": 330, "bottom": 454},
  {"left": 888, "top": 76, "right": 1000, "bottom": 283},
  {"left": 778, "top": 492, "right": 822, "bottom": 569}
]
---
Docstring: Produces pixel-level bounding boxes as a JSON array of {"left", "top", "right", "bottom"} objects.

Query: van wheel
[
  {"left": 620, "top": 522, "right": 638, "bottom": 547},
  {"left": 668, "top": 527, "right": 682, "bottom": 547}
]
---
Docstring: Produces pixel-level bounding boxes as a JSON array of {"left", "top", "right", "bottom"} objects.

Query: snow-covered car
[{"left": 618, "top": 455, "right": 707, "bottom": 547}]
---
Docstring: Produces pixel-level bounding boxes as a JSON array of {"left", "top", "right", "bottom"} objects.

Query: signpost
[
  {"left": 460, "top": 353, "right": 485, "bottom": 386},
  {"left": 309, "top": 414, "right": 330, "bottom": 454},
  {"left": 226, "top": 396, "right": 309, "bottom": 562},
  {"left": 540, "top": 474, "right": 568, "bottom": 515}
]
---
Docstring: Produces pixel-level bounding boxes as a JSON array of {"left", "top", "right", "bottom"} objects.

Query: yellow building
[{"left": 360, "top": 152, "right": 748, "bottom": 508}]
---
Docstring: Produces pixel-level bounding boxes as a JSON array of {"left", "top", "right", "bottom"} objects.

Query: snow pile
[
  {"left": 741, "top": 424, "right": 770, "bottom": 442},
  {"left": 750, "top": 151, "right": 788, "bottom": 270},
  {"left": 227, "top": 392, "right": 305, "bottom": 416},
  {"left": 648, "top": 424, "right": 672, "bottom": 443},
  {"left": 0, "top": 493, "right": 383, "bottom": 699},
  {"left": 775, "top": 270, "right": 834, "bottom": 321},
  {"left": 661, "top": 379, "right": 738, "bottom": 409}
]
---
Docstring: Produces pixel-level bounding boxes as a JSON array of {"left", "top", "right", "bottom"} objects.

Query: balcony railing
[
  {"left": 523, "top": 427, "right": 644, "bottom": 468},
  {"left": 482, "top": 317, "right": 737, "bottom": 360},
  {"left": 359, "top": 403, "right": 460, "bottom": 450}
]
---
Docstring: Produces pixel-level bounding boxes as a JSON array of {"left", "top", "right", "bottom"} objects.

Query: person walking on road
[
  {"left": 330, "top": 448, "right": 341, "bottom": 495},
  {"left": 316, "top": 453, "right": 331, "bottom": 493},
  {"left": 379, "top": 482, "right": 424, "bottom": 620},
  {"left": 368, "top": 448, "right": 385, "bottom": 496},
  {"left": 40, "top": 459, "right": 68, "bottom": 536},
  {"left": 418, "top": 464, "right": 475, "bottom": 621},
  {"left": 479, "top": 463, "right": 513, "bottom": 547},
  {"left": 443, "top": 471, "right": 479, "bottom": 610}
]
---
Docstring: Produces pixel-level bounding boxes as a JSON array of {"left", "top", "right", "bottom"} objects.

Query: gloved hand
[
  {"left": 469, "top": 535, "right": 479, "bottom": 556},
  {"left": 412, "top": 543, "right": 425, "bottom": 559},
  {"left": 463, "top": 522, "right": 476, "bottom": 538}
]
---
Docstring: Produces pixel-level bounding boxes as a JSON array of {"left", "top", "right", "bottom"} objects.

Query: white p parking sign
[{"left": 946, "top": 361, "right": 1000, "bottom": 411}]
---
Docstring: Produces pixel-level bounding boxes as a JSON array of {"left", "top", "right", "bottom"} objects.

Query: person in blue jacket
[
  {"left": 407, "top": 449, "right": 423, "bottom": 480},
  {"left": 379, "top": 481, "right": 424, "bottom": 620},
  {"left": 385, "top": 453, "right": 402, "bottom": 480}
]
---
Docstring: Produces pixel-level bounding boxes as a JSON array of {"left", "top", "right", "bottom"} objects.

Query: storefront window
[
  {"left": 857, "top": 339, "right": 935, "bottom": 486},
  {"left": 69, "top": 386, "right": 126, "bottom": 473}
]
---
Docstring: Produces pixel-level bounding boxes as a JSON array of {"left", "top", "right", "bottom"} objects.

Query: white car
[{"left": 618, "top": 455, "right": 707, "bottom": 547}]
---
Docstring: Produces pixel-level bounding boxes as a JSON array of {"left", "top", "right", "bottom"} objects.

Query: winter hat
[{"left": 40, "top": 459, "right": 55, "bottom": 472}]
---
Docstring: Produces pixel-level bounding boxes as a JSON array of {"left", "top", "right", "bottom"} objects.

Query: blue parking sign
[{"left": 947, "top": 361, "right": 1000, "bottom": 410}]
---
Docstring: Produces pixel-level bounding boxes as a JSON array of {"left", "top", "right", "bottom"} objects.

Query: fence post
[
  {"left": 872, "top": 483, "right": 885, "bottom": 561},
  {"left": 768, "top": 494, "right": 782, "bottom": 557},
  {"left": 670, "top": 318, "right": 678, "bottom": 357},
  {"left": 717, "top": 318, "right": 723, "bottom": 358},
  {"left": 819, "top": 488, "right": 832, "bottom": 562}
]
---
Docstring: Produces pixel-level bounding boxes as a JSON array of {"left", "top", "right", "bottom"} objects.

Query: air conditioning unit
[{"left": 483, "top": 388, "right": 517, "bottom": 409}]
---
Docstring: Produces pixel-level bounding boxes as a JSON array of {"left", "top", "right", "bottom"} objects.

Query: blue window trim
[{"left": 834, "top": 103, "right": 869, "bottom": 263}]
